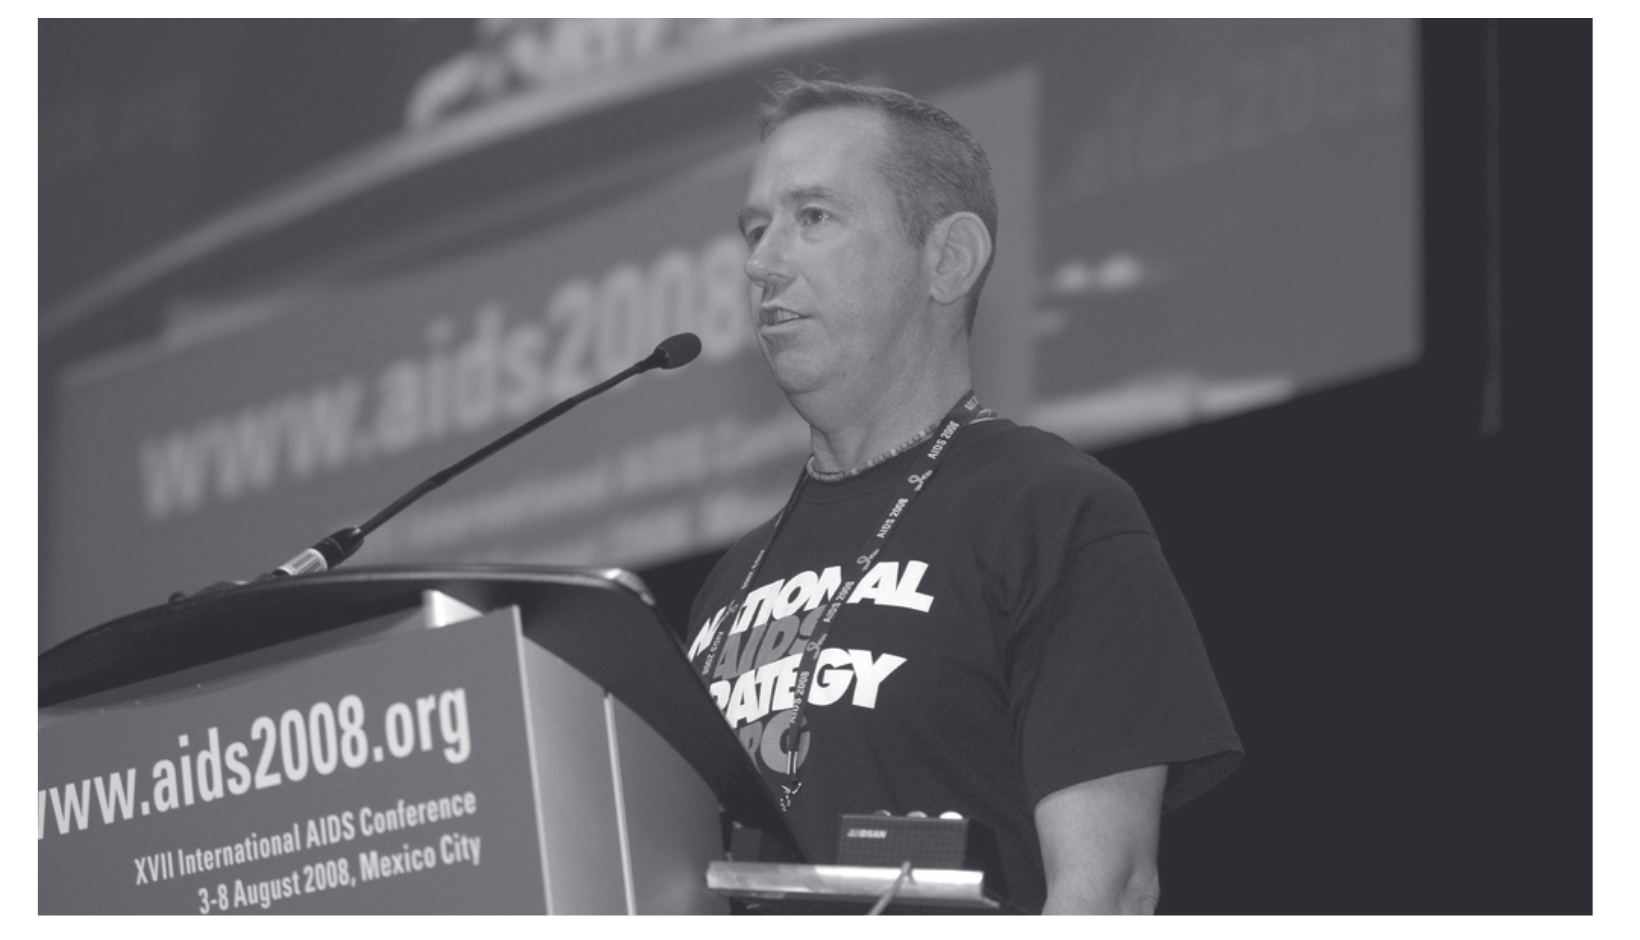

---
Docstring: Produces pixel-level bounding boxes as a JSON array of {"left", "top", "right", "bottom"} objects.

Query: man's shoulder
[
  {"left": 962, "top": 419, "right": 1132, "bottom": 491},
  {"left": 956, "top": 419, "right": 1152, "bottom": 535},
  {"left": 708, "top": 510, "right": 782, "bottom": 572}
]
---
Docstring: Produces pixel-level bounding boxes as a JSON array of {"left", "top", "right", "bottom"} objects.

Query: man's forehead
[
  {"left": 742, "top": 109, "right": 888, "bottom": 213},
  {"left": 767, "top": 108, "right": 882, "bottom": 158}
]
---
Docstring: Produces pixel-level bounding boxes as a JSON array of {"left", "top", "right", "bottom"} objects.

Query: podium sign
[{"left": 40, "top": 610, "right": 559, "bottom": 914}]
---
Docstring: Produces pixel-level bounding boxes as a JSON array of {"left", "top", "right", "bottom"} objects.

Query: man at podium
[{"left": 686, "top": 75, "right": 1243, "bottom": 914}]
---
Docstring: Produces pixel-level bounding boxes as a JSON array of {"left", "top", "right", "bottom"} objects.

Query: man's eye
[
  {"left": 799, "top": 208, "right": 830, "bottom": 225},
  {"left": 744, "top": 225, "right": 766, "bottom": 246}
]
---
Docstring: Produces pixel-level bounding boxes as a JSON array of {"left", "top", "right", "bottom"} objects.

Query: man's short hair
[{"left": 757, "top": 74, "right": 998, "bottom": 331}]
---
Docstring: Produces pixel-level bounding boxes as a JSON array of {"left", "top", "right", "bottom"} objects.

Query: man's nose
[{"left": 744, "top": 227, "right": 790, "bottom": 288}]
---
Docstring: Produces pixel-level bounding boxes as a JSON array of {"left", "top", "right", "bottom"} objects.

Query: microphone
[
  {"left": 646, "top": 331, "right": 702, "bottom": 371},
  {"left": 173, "top": 332, "right": 703, "bottom": 598}
]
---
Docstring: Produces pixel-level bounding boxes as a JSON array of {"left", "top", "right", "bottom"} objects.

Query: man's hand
[{"left": 1034, "top": 764, "right": 1167, "bottom": 914}]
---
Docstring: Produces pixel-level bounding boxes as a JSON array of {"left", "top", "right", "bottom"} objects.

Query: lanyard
[{"left": 697, "top": 392, "right": 991, "bottom": 811}]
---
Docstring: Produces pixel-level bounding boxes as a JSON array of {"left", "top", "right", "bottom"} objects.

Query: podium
[{"left": 38, "top": 566, "right": 805, "bottom": 914}]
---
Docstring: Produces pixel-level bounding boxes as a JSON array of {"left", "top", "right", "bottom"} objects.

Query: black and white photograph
[{"left": 37, "top": 17, "right": 1597, "bottom": 920}]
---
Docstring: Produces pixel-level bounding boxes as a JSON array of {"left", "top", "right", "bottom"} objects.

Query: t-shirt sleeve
[{"left": 1012, "top": 527, "right": 1243, "bottom": 813}]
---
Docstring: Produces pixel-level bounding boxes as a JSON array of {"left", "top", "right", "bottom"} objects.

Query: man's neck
[{"left": 799, "top": 370, "right": 975, "bottom": 474}]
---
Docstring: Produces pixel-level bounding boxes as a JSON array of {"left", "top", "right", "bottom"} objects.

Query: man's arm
[{"left": 1033, "top": 764, "right": 1168, "bottom": 914}]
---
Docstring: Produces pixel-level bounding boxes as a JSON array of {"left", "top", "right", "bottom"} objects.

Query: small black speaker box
[{"left": 835, "top": 814, "right": 984, "bottom": 869}]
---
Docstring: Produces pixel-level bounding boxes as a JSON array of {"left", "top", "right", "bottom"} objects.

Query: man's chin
[{"left": 765, "top": 354, "right": 832, "bottom": 399}]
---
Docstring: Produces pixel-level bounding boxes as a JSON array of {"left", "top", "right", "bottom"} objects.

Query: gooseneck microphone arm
[
  {"left": 172, "top": 332, "right": 703, "bottom": 599},
  {"left": 362, "top": 334, "right": 697, "bottom": 537},
  {"left": 273, "top": 331, "right": 703, "bottom": 578}
]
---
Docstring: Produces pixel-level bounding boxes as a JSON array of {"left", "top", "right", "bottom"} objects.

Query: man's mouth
[{"left": 759, "top": 306, "right": 803, "bottom": 327}]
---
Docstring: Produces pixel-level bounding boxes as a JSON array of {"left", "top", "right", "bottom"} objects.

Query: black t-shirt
[{"left": 686, "top": 418, "right": 1242, "bottom": 913}]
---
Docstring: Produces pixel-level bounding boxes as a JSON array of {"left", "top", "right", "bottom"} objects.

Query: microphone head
[{"left": 654, "top": 332, "right": 703, "bottom": 369}]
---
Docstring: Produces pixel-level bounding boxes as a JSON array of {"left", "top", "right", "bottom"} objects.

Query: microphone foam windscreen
[{"left": 657, "top": 332, "right": 703, "bottom": 369}]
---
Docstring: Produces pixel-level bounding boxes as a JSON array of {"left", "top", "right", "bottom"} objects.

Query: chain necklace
[{"left": 805, "top": 405, "right": 996, "bottom": 483}]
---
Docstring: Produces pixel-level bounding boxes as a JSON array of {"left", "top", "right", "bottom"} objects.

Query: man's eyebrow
[
  {"left": 787, "top": 185, "right": 849, "bottom": 207},
  {"left": 738, "top": 185, "right": 854, "bottom": 236}
]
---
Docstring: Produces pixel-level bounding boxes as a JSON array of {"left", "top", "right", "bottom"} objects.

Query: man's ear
[{"left": 927, "top": 211, "right": 993, "bottom": 308}]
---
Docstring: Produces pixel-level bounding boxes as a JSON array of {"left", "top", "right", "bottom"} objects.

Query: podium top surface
[
  {"left": 39, "top": 565, "right": 805, "bottom": 858},
  {"left": 40, "top": 565, "right": 635, "bottom": 705}
]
